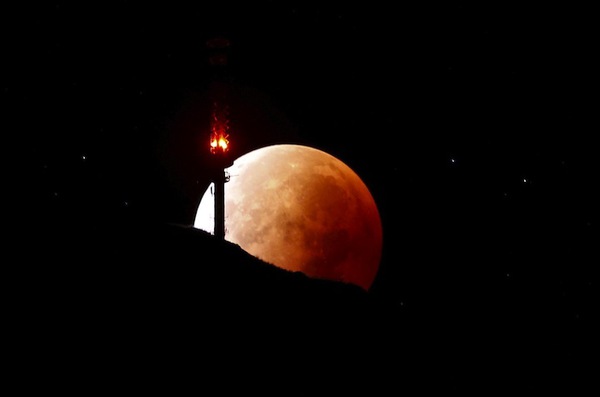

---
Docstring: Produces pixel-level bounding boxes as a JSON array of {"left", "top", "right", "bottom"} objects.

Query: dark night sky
[{"left": 7, "top": 1, "right": 597, "bottom": 390}]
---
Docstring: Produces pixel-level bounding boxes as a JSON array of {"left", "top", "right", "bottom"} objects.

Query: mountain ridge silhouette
[
  {"left": 15, "top": 218, "right": 409, "bottom": 393},
  {"left": 12, "top": 216, "right": 592, "bottom": 394}
]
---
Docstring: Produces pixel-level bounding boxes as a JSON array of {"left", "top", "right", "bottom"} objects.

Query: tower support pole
[{"left": 214, "top": 168, "right": 226, "bottom": 240}]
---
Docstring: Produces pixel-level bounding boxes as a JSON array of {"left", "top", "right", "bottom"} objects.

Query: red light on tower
[
  {"left": 209, "top": 100, "right": 230, "bottom": 154},
  {"left": 210, "top": 134, "right": 229, "bottom": 152}
]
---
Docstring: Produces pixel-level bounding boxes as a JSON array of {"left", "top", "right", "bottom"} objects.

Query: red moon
[{"left": 194, "top": 144, "right": 383, "bottom": 290}]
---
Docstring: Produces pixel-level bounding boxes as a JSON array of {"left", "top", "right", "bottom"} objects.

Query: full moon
[{"left": 194, "top": 144, "right": 383, "bottom": 290}]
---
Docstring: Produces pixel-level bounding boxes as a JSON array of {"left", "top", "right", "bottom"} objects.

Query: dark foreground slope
[
  {"left": 13, "top": 219, "right": 405, "bottom": 395},
  {"left": 12, "top": 216, "right": 595, "bottom": 395}
]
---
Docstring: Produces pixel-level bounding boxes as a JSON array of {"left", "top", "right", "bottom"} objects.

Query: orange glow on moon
[{"left": 194, "top": 144, "right": 383, "bottom": 290}]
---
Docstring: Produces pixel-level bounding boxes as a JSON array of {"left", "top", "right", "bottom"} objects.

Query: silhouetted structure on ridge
[{"left": 207, "top": 35, "right": 234, "bottom": 240}]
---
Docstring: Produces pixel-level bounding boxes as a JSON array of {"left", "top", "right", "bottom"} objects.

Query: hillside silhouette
[
  {"left": 13, "top": 214, "right": 594, "bottom": 394},
  {"left": 15, "top": 216, "right": 404, "bottom": 394}
]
